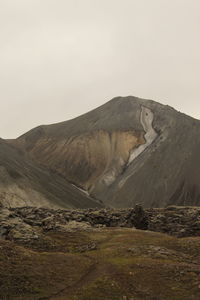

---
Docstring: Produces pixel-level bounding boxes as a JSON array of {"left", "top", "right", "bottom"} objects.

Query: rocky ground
[
  {"left": 0, "top": 205, "right": 200, "bottom": 243},
  {"left": 0, "top": 205, "right": 200, "bottom": 299}
]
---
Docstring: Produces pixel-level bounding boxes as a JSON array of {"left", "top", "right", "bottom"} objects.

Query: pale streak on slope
[
  {"left": 120, "top": 106, "right": 158, "bottom": 187},
  {"left": 71, "top": 183, "right": 90, "bottom": 196}
]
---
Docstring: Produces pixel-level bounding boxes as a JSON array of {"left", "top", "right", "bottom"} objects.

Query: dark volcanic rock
[
  {"left": 0, "top": 206, "right": 199, "bottom": 245},
  {"left": 147, "top": 206, "right": 200, "bottom": 237},
  {"left": 126, "top": 204, "right": 149, "bottom": 229}
]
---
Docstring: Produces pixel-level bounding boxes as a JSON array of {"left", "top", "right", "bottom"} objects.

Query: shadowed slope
[{"left": 0, "top": 139, "right": 102, "bottom": 208}]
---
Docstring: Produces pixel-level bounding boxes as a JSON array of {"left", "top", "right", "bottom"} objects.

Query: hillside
[{"left": 0, "top": 139, "right": 102, "bottom": 209}]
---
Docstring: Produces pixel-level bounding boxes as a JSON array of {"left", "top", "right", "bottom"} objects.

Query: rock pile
[
  {"left": 0, "top": 205, "right": 199, "bottom": 244},
  {"left": 148, "top": 206, "right": 200, "bottom": 237}
]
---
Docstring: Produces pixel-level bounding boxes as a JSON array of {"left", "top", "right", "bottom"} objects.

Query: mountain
[
  {"left": 9, "top": 96, "right": 200, "bottom": 208},
  {"left": 0, "top": 138, "right": 102, "bottom": 209}
]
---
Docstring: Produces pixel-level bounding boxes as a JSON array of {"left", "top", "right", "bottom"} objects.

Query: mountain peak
[{"left": 3, "top": 95, "right": 198, "bottom": 209}]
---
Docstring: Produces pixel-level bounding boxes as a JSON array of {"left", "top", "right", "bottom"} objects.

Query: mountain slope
[
  {"left": 13, "top": 97, "right": 145, "bottom": 193},
  {"left": 11, "top": 96, "right": 200, "bottom": 208},
  {"left": 0, "top": 139, "right": 102, "bottom": 209}
]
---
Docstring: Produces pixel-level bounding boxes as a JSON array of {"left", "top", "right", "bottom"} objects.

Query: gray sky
[{"left": 1, "top": 0, "right": 200, "bottom": 139}]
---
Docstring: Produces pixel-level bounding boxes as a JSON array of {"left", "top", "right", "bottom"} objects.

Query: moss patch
[{"left": 0, "top": 228, "right": 200, "bottom": 300}]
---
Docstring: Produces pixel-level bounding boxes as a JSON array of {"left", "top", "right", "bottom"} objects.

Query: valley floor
[{"left": 0, "top": 227, "right": 200, "bottom": 300}]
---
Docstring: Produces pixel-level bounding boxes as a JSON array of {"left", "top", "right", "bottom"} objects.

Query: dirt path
[
  {"left": 38, "top": 232, "right": 117, "bottom": 300},
  {"left": 38, "top": 260, "right": 110, "bottom": 300}
]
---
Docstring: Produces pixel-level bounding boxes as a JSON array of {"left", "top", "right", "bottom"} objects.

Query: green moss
[
  {"left": 70, "top": 277, "right": 126, "bottom": 300},
  {"left": 0, "top": 229, "right": 200, "bottom": 300}
]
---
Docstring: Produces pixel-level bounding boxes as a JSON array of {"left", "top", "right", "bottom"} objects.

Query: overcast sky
[{"left": 1, "top": 0, "right": 200, "bottom": 138}]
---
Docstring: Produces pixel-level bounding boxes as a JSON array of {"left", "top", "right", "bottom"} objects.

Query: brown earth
[
  {"left": 0, "top": 227, "right": 200, "bottom": 300},
  {"left": 16, "top": 130, "right": 144, "bottom": 192}
]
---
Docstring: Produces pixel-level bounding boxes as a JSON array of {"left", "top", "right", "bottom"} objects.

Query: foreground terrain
[
  {"left": 0, "top": 206, "right": 200, "bottom": 300},
  {"left": 0, "top": 228, "right": 200, "bottom": 300}
]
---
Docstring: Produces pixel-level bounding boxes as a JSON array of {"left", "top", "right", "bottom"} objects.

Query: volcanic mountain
[{"left": 7, "top": 96, "right": 200, "bottom": 208}]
